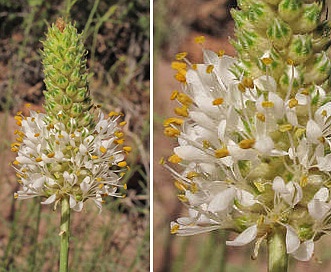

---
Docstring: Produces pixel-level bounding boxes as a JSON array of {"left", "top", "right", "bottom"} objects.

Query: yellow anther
[
  {"left": 301, "top": 89, "right": 309, "bottom": 96},
  {"left": 279, "top": 124, "right": 293, "bottom": 132},
  {"left": 13, "top": 160, "right": 20, "bottom": 165},
  {"left": 256, "top": 113, "right": 266, "bottom": 122},
  {"left": 47, "top": 153, "right": 55, "bottom": 158},
  {"left": 253, "top": 181, "right": 265, "bottom": 192},
  {"left": 96, "top": 177, "right": 103, "bottom": 182},
  {"left": 202, "top": 140, "right": 211, "bottom": 148},
  {"left": 115, "top": 131, "right": 124, "bottom": 138},
  {"left": 175, "top": 71, "right": 186, "bottom": 83},
  {"left": 11, "top": 147, "right": 19, "bottom": 152},
  {"left": 218, "top": 49, "right": 225, "bottom": 57},
  {"left": 171, "top": 61, "right": 187, "bottom": 71},
  {"left": 321, "top": 110, "right": 327, "bottom": 117},
  {"left": 206, "top": 65, "right": 214, "bottom": 74},
  {"left": 215, "top": 148, "right": 229, "bottom": 158},
  {"left": 14, "top": 193, "right": 19, "bottom": 199},
  {"left": 239, "top": 139, "right": 255, "bottom": 149},
  {"left": 14, "top": 116, "right": 22, "bottom": 126},
  {"left": 300, "top": 176, "right": 308, "bottom": 187},
  {"left": 123, "top": 146, "right": 132, "bottom": 153},
  {"left": 98, "top": 184, "right": 104, "bottom": 189},
  {"left": 108, "top": 111, "right": 120, "bottom": 117},
  {"left": 120, "top": 172, "right": 126, "bottom": 177},
  {"left": 170, "top": 224, "right": 180, "bottom": 234},
  {"left": 47, "top": 124, "right": 54, "bottom": 130},
  {"left": 174, "top": 106, "right": 189, "bottom": 117},
  {"left": 159, "top": 157, "right": 165, "bottom": 165},
  {"left": 115, "top": 138, "right": 125, "bottom": 145},
  {"left": 164, "top": 127, "right": 181, "bottom": 137},
  {"left": 118, "top": 161, "right": 127, "bottom": 167},
  {"left": 262, "top": 101, "right": 274, "bottom": 108},
  {"left": 35, "top": 157, "right": 42, "bottom": 162},
  {"left": 16, "top": 137, "right": 23, "bottom": 143},
  {"left": 177, "top": 194, "right": 188, "bottom": 202},
  {"left": 170, "top": 90, "right": 179, "bottom": 100},
  {"left": 318, "top": 136, "right": 325, "bottom": 143},
  {"left": 190, "top": 182, "right": 198, "bottom": 193},
  {"left": 287, "top": 58, "right": 294, "bottom": 65},
  {"left": 194, "top": 36, "right": 205, "bottom": 44},
  {"left": 99, "top": 146, "right": 107, "bottom": 154},
  {"left": 25, "top": 103, "right": 31, "bottom": 108},
  {"left": 262, "top": 57, "right": 273, "bottom": 65},
  {"left": 238, "top": 82, "right": 246, "bottom": 92},
  {"left": 91, "top": 155, "right": 99, "bottom": 160},
  {"left": 212, "top": 98, "right": 224, "bottom": 105},
  {"left": 163, "top": 117, "right": 184, "bottom": 127},
  {"left": 289, "top": 98, "right": 298, "bottom": 108},
  {"left": 11, "top": 142, "right": 20, "bottom": 148},
  {"left": 120, "top": 121, "right": 127, "bottom": 126},
  {"left": 177, "top": 93, "right": 193, "bottom": 106},
  {"left": 34, "top": 133, "right": 40, "bottom": 137},
  {"left": 174, "top": 180, "right": 188, "bottom": 191},
  {"left": 175, "top": 52, "right": 188, "bottom": 60},
  {"left": 191, "top": 64, "right": 198, "bottom": 70},
  {"left": 168, "top": 154, "right": 182, "bottom": 164},
  {"left": 58, "top": 134, "right": 64, "bottom": 139},
  {"left": 242, "top": 77, "right": 254, "bottom": 89},
  {"left": 187, "top": 171, "right": 199, "bottom": 179},
  {"left": 123, "top": 184, "right": 127, "bottom": 190},
  {"left": 295, "top": 127, "right": 306, "bottom": 138}
]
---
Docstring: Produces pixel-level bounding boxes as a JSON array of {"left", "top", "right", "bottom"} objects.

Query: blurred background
[
  {"left": 0, "top": 0, "right": 149, "bottom": 271},
  {"left": 153, "top": 0, "right": 331, "bottom": 271}
]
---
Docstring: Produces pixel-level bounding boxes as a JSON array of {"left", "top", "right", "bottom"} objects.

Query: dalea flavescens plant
[
  {"left": 164, "top": 0, "right": 331, "bottom": 270},
  {"left": 12, "top": 18, "right": 130, "bottom": 271}
]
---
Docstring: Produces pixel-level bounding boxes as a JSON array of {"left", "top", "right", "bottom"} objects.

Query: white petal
[
  {"left": 254, "top": 136, "right": 274, "bottom": 154},
  {"left": 308, "top": 198, "right": 330, "bottom": 220},
  {"left": 226, "top": 225, "right": 257, "bottom": 246},
  {"left": 291, "top": 240, "right": 314, "bottom": 261},
  {"left": 208, "top": 187, "right": 236, "bottom": 212},
  {"left": 272, "top": 176, "right": 287, "bottom": 194},
  {"left": 41, "top": 194, "right": 56, "bottom": 205},
  {"left": 236, "top": 190, "right": 256, "bottom": 206},
  {"left": 174, "top": 146, "right": 211, "bottom": 162},
  {"left": 254, "top": 75, "right": 277, "bottom": 93},
  {"left": 306, "top": 120, "right": 322, "bottom": 144},
  {"left": 285, "top": 225, "right": 300, "bottom": 254},
  {"left": 314, "top": 187, "right": 329, "bottom": 202}
]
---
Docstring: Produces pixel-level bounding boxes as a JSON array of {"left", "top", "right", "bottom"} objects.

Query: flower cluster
[
  {"left": 12, "top": 19, "right": 129, "bottom": 212},
  {"left": 166, "top": 46, "right": 331, "bottom": 261}
]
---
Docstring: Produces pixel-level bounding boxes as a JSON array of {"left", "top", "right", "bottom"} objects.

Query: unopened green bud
[
  {"left": 291, "top": 3, "right": 322, "bottom": 33},
  {"left": 266, "top": 18, "right": 292, "bottom": 49},
  {"left": 278, "top": 0, "right": 302, "bottom": 22},
  {"left": 288, "top": 34, "right": 313, "bottom": 64},
  {"left": 41, "top": 18, "right": 94, "bottom": 129}
]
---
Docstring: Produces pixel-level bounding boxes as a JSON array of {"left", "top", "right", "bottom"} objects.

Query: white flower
[{"left": 12, "top": 110, "right": 127, "bottom": 212}]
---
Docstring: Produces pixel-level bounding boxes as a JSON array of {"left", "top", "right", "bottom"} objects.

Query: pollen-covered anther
[
  {"left": 35, "top": 157, "right": 42, "bottom": 162},
  {"left": 164, "top": 127, "right": 180, "bottom": 137},
  {"left": 163, "top": 117, "right": 184, "bottom": 127},
  {"left": 194, "top": 36, "right": 205, "bottom": 44},
  {"left": 206, "top": 65, "right": 214, "bottom": 74},
  {"left": 117, "top": 161, "right": 127, "bottom": 167},
  {"left": 238, "top": 83, "right": 246, "bottom": 93},
  {"left": 175, "top": 52, "right": 188, "bottom": 61},
  {"left": 242, "top": 77, "right": 254, "bottom": 89},
  {"left": 256, "top": 113, "right": 266, "bottom": 122},
  {"left": 168, "top": 154, "right": 182, "bottom": 164},
  {"left": 174, "top": 180, "right": 188, "bottom": 191},
  {"left": 119, "top": 121, "right": 127, "bottom": 126},
  {"left": 218, "top": 49, "right": 225, "bottom": 57},
  {"left": 212, "top": 98, "right": 224, "bottom": 105},
  {"left": 321, "top": 110, "right": 327, "bottom": 117},
  {"left": 123, "top": 146, "right": 132, "bottom": 153},
  {"left": 177, "top": 93, "right": 193, "bottom": 106},
  {"left": 287, "top": 58, "right": 294, "bottom": 65},
  {"left": 289, "top": 98, "right": 298, "bottom": 108},
  {"left": 279, "top": 124, "right": 293, "bottom": 132},
  {"left": 262, "top": 57, "right": 273, "bottom": 65},
  {"left": 186, "top": 171, "right": 199, "bottom": 179},
  {"left": 47, "top": 153, "right": 55, "bottom": 158},
  {"left": 318, "top": 136, "right": 325, "bottom": 143},
  {"left": 99, "top": 146, "right": 107, "bottom": 154},
  {"left": 203, "top": 140, "right": 211, "bottom": 148},
  {"left": 115, "top": 131, "right": 124, "bottom": 138},
  {"left": 239, "top": 139, "right": 256, "bottom": 149},
  {"left": 262, "top": 101, "right": 274, "bottom": 108},
  {"left": 170, "top": 224, "right": 180, "bottom": 234},
  {"left": 174, "top": 106, "right": 189, "bottom": 117},
  {"left": 215, "top": 148, "right": 230, "bottom": 158},
  {"left": 190, "top": 182, "right": 198, "bottom": 193},
  {"left": 170, "top": 90, "right": 179, "bottom": 100},
  {"left": 177, "top": 194, "right": 188, "bottom": 202}
]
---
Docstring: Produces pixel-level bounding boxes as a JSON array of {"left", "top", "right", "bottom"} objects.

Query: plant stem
[
  {"left": 59, "top": 197, "right": 70, "bottom": 272},
  {"left": 267, "top": 227, "right": 288, "bottom": 272}
]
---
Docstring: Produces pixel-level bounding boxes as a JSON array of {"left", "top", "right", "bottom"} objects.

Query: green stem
[
  {"left": 267, "top": 227, "right": 288, "bottom": 272},
  {"left": 59, "top": 197, "right": 71, "bottom": 272}
]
